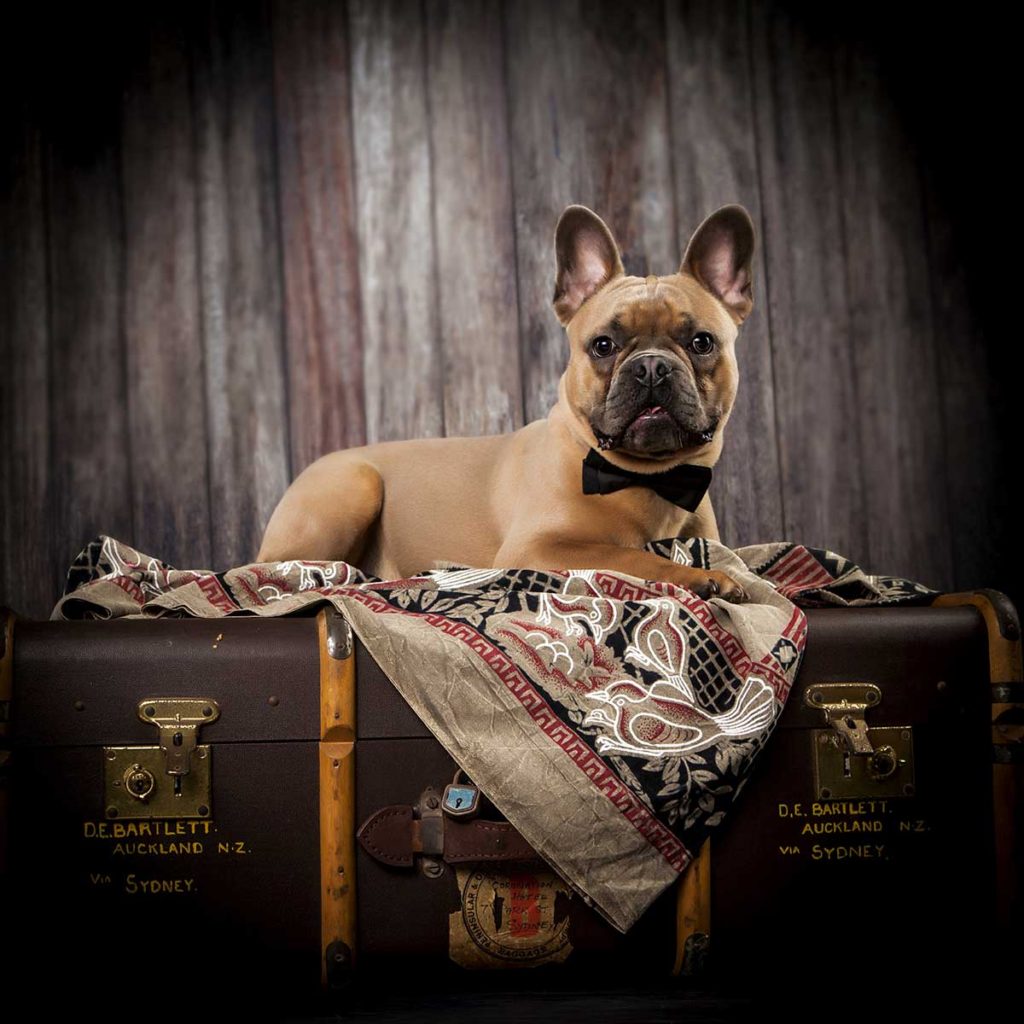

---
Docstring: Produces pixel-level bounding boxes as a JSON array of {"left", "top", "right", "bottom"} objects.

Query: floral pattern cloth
[{"left": 54, "top": 534, "right": 937, "bottom": 931}]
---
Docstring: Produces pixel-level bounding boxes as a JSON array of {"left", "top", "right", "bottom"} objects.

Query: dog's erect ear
[
  {"left": 552, "top": 205, "right": 625, "bottom": 326},
  {"left": 680, "top": 205, "right": 756, "bottom": 325}
]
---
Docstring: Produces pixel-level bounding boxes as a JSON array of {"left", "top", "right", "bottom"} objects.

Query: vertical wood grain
[
  {"left": 923, "top": 179, "right": 1005, "bottom": 594},
  {"left": 121, "top": 12, "right": 212, "bottom": 567},
  {"left": 425, "top": 0, "right": 523, "bottom": 436},
  {"left": 191, "top": 0, "right": 290, "bottom": 567},
  {"left": 0, "top": 3, "right": 1012, "bottom": 603},
  {"left": 504, "top": 0, "right": 677, "bottom": 423},
  {"left": 833, "top": 38, "right": 954, "bottom": 590},
  {"left": 349, "top": 0, "right": 443, "bottom": 443},
  {"left": 45, "top": 125, "right": 133, "bottom": 598},
  {"left": 665, "top": 0, "right": 784, "bottom": 548},
  {"left": 272, "top": 0, "right": 366, "bottom": 474},
  {"left": 0, "top": 114, "right": 54, "bottom": 617},
  {"left": 750, "top": 5, "right": 869, "bottom": 564}
]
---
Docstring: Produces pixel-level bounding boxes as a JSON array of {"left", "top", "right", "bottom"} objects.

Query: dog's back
[{"left": 256, "top": 428, "right": 530, "bottom": 577}]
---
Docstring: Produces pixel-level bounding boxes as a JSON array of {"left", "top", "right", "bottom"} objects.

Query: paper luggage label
[{"left": 449, "top": 866, "right": 573, "bottom": 968}]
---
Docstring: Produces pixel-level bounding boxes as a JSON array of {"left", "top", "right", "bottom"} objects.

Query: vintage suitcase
[{"left": 1, "top": 590, "right": 1020, "bottom": 1000}]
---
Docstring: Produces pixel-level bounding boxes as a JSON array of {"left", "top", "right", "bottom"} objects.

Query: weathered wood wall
[{"left": 1, "top": 0, "right": 1017, "bottom": 618}]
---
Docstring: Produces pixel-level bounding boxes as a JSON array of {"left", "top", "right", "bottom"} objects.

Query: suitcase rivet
[
  {"left": 106, "top": 751, "right": 116, "bottom": 761},
  {"left": 426, "top": 796, "right": 440, "bottom": 810},
  {"left": 202, "top": 706, "right": 213, "bottom": 717},
  {"left": 145, "top": 706, "right": 156, "bottom": 717},
  {"left": 820, "top": 788, "right": 832, "bottom": 799},
  {"left": 74, "top": 700, "right": 85, "bottom": 711},
  {"left": 268, "top": 695, "right": 280, "bottom": 707},
  {"left": 106, "top": 806, "right": 118, "bottom": 818},
  {"left": 902, "top": 784, "right": 915, "bottom": 796},
  {"left": 332, "top": 759, "right": 340, "bottom": 768},
  {"left": 936, "top": 680, "right": 948, "bottom": 693},
  {"left": 198, "top": 805, "right": 209, "bottom": 816}
]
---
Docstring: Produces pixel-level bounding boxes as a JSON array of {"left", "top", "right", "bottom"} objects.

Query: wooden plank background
[{"left": 1, "top": 0, "right": 1016, "bottom": 618}]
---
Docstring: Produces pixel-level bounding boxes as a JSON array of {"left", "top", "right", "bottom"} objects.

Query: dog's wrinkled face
[
  {"left": 567, "top": 275, "right": 739, "bottom": 461},
  {"left": 552, "top": 205, "right": 755, "bottom": 468}
]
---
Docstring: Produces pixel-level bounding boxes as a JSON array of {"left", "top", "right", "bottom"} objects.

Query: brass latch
[
  {"left": 804, "top": 683, "right": 914, "bottom": 800},
  {"left": 103, "top": 698, "right": 220, "bottom": 820}
]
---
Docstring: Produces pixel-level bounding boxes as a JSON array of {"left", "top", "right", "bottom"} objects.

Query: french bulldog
[{"left": 256, "top": 203, "right": 755, "bottom": 602}]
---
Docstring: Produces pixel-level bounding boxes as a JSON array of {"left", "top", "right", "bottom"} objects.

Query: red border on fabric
[{"left": 342, "top": 588, "right": 695, "bottom": 874}]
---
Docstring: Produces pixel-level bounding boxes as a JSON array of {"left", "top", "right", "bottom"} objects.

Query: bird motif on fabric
[
  {"left": 583, "top": 598, "right": 776, "bottom": 758},
  {"left": 584, "top": 673, "right": 775, "bottom": 757},
  {"left": 536, "top": 569, "right": 621, "bottom": 645}
]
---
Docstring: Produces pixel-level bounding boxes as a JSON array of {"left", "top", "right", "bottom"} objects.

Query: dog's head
[{"left": 552, "top": 204, "right": 755, "bottom": 469}]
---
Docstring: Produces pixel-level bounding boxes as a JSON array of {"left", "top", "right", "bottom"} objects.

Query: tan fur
[{"left": 257, "top": 205, "right": 755, "bottom": 601}]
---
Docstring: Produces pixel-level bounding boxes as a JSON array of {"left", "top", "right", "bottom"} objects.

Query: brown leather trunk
[{"left": 1, "top": 592, "right": 1020, "bottom": 1001}]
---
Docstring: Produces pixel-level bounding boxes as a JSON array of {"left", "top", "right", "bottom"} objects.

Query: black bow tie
[{"left": 581, "top": 448, "right": 712, "bottom": 511}]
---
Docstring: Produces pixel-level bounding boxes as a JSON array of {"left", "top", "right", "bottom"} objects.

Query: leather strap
[
  {"left": 357, "top": 804, "right": 538, "bottom": 866},
  {"left": 444, "top": 818, "right": 537, "bottom": 863},
  {"left": 357, "top": 805, "right": 415, "bottom": 867}
]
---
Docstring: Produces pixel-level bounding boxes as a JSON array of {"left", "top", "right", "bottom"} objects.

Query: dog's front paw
[{"left": 690, "top": 569, "right": 747, "bottom": 604}]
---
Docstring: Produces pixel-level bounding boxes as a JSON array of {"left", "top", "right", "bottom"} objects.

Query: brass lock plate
[
  {"left": 812, "top": 726, "right": 915, "bottom": 800},
  {"left": 104, "top": 744, "right": 212, "bottom": 820}
]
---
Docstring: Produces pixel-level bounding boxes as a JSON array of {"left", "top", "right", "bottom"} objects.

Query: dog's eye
[
  {"left": 590, "top": 336, "right": 616, "bottom": 359},
  {"left": 689, "top": 332, "right": 715, "bottom": 356}
]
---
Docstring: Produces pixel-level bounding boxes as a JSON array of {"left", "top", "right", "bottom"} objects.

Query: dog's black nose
[{"left": 631, "top": 354, "right": 671, "bottom": 385}]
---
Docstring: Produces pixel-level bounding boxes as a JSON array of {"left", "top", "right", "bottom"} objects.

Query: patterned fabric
[{"left": 54, "top": 534, "right": 937, "bottom": 931}]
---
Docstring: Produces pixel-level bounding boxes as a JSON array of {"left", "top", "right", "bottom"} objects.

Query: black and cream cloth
[{"left": 55, "top": 534, "right": 936, "bottom": 932}]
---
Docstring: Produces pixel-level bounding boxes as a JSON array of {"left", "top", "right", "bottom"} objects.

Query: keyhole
[{"left": 124, "top": 766, "right": 155, "bottom": 801}]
